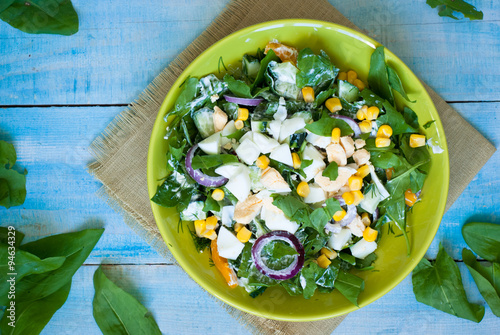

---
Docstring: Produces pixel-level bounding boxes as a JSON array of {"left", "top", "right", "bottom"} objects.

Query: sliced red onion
[
  {"left": 331, "top": 114, "right": 361, "bottom": 137},
  {"left": 336, "top": 204, "right": 357, "bottom": 227},
  {"left": 223, "top": 95, "right": 263, "bottom": 106},
  {"left": 372, "top": 208, "right": 380, "bottom": 223},
  {"left": 251, "top": 230, "right": 305, "bottom": 280},
  {"left": 185, "top": 144, "right": 228, "bottom": 187},
  {"left": 334, "top": 195, "right": 346, "bottom": 206}
]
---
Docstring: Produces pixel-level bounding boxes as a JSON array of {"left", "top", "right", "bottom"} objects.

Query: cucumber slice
[
  {"left": 291, "top": 111, "right": 313, "bottom": 124},
  {"left": 359, "top": 183, "right": 382, "bottom": 214},
  {"left": 338, "top": 80, "right": 360, "bottom": 103},
  {"left": 193, "top": 107, "right": 215, "bottom": 138},
  {"left": 251, "top": 120, "right": 269, "bottom": 133},
  {"left": 289, "top": 132, "right": 307, "bottom": 150}
]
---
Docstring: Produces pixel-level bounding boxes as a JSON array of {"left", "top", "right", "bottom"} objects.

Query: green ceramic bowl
[{"left": 147, "top": 19, "right": 449, "bottom": 321}]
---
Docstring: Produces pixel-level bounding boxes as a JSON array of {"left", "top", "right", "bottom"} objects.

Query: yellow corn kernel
[
  {"left": 377, "top": 125, "right": 393, "bottom": 138},
  {"left": 321, "top": 247, "right": 338, "bottom": 260},
  {"left": 359, "top": 120, "right": 372, "bottom": 133},
  {"left": 352, "top": 190, "right": 364, "bottom": 205},
  {"left": 302, "top": 87, "right": 315, "bottom": 103},
  {"left": 212, "top": 188, "right": 225, "bottom": 201},
  {"left": 348, "top": 176, "right": 363, "bottom": 191},
  {"left": 255, "top": 155, "right": 270, "bottom": 169},
  {"left": 297, "top": 181, "right": 310, "bottom": 198},
  {"left": 234, "top": 223, "right": 245, "bottom": 232},
  {"left": 338, "top": 71, "right": 347, "bottom": 81},
  {"left": 356, "top": 165, "right": 370, "bottom": 179},
  {"left": 205, "top": 216, "right": 218, "bottom": 230},
  {"left": 363, "top": 227, "right": 378, "bottom": 242},
  {"left": 325, "top": 97, "right": 342, "bottom": 113},
  {"left": 375, "top": 137, "right": 391, "bottom": 148},
  {"left": 234, "top": 119, "right": 244, "bottom": 129},
  {"left": 361, "top": 212, "right": 371, "bottom": 226},
  {"left": 353, "top": 79, "right": 366, "bottom": 91},
  {"left": 203, "top": 229, "right": 217, "bottom": 240},
  {"left": 237, "top": 108, "right": 249, "bottom": 121},
  {"left": 405, "top": 188, "right": 418, "bottom": 207},
  {"left": 332, "top": 208, "right": 346, "bottom": 221},
  {"left": 366, "top": 106, "right": 380, "bottom": 120},
  {"left": 292, "top": 152, "right": 301, "bottom": 169},
  {"left": 317, "top": 254, "right": 332, "bottom": 269},
  {"left": 342, "top": 192, "right": 354, "bottom": 205},
  {"left": 237, "top": 227, "right": 252, "bottom": 243},
  {"left": 347, "top": 70, "right": 358, "bottom": 84},
  {"left": 356, "top": 105, "right": 368, "bottom": 120},
  {"left": 386, "top": 167, "right": 394, "bottom": 181},
  {"left": 410, "top": 134, "right": 426, "bottom": 148},
  {"left": 331, "top": 127, "right": 341, "bottom": 144},
  {"left": 194, "top": 220, "right": 207, "bottom": 237}
]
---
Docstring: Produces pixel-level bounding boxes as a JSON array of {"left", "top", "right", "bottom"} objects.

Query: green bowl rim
[{"left": 147, "top": 18, "right": 450, "bottom": 321}]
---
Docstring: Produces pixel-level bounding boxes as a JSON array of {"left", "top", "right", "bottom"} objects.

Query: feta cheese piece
[
  {"left": 224, "top": 167, "right": 251, "bottom": 202},
  {"left": 269, "top": 143, "right": 293, "bottom": 167},
  {"left": 274, "top": 97, "right": 287, "bottom": 121},
  {"left": 217, "top": 226, "right": 245, "bottom": 260},
  {"left": 252, "top": 132, "right": 280, "bottom": 154},
  {"left": 306, "top": 132, "right": 332, "bottom": 149},
  {"left": 221, "top": 205, "right": 235, "bottom": 227},
  {"left": 236, "top": 138, "right": 261, "bottom": 165},
  {"left": 301, "top": 145, "right": 326, "bottom": 182},
  {"left": 278, "top": 117, "right": 306, "bottom": 143},
  {"left": 303, "top": 183, "right": 326, "bottom": 204},
  {"left": 328, "top": 228, "right": 352, "bottom": 251},
  {"left": 198, "top": 132, "right": 221, "bottom": 155},
  {"left": 260, "top": 197, "right": 299, "bottom": 234},
  {"left": 350, "top": 239, "right": 377, "bottom": 259}
]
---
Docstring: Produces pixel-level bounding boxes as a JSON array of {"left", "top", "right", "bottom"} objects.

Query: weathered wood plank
[
  {"left": 39, "top": 263, "right": 499, "bottom": 334},
  {"left": 0, "top": 0, "right": 498, "bottom": 105}
]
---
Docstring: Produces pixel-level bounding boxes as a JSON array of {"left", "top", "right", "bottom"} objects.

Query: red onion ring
[
  {"left": 223, "top": 95, "right": 263, "bottom": 106},
  {"left": 372, "top": 208, "right": 380, "bottom": 223},
  {"left": 334, "top": 195, "right": 346, "bottom": 206},
  {"left": 330, "top": 114, "right": 361, "bottom": 137},
  {"left": 185, "top": 144, "right": 228, "bottom": 187},
  {"left": 251, "top": 231, "right": 305, "bottom": 280},
  {"left": 336, "top": 204, "right": 357, "bottom": 227}
]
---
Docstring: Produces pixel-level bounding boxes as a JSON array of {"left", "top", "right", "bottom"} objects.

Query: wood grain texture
[{"left": 0, "top": 0, "right": 498, "bottom": 105}]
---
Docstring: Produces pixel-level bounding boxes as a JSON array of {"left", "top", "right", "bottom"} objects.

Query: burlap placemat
[{"left": 88, "top": 0, "right": 496, "bottom": 333}]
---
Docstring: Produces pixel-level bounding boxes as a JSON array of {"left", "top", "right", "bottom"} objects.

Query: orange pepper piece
[{"left": 210, "top": 239, "right": 238, "bottom": 288}]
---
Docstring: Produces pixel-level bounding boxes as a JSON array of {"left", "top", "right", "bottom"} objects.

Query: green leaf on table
[
  {"left": 368, "top": 46, "right": 394, "bottom": 105},
  {"left": 305, "top": 111, "right": 353, "bottom": 137},
  {"left": 426, "top": 0, "right": 483, "bottom": 21},
  {"left": 412, "top": 243, "right": 485, "bottom": 323},
  {"left": 224, "top": 73, "right": 252, "bottom": 98},
  {"left": 0, "top": 226, "right": 24, "bottom": 246},
  {"left": 322, "top": 162, "right": 338, "bottom": 181},
  {"left": 0, "top": 140, "right": 27, "bottom": 209},
  {"left": 0, "top": 140, "right": 16, "bottom": 168},
  {"left": 387, "top": 65, "right": 415, "bottom": 102},
  {"left": 296, "top": 48, "right": 338, "bottom": 89},
  {"left": 462, "top": 222, "right": 500, "bottom": 263},
  {"left": 0, "top": 0, "right": 79, "bottom": 36},
  {"left": 462, "top": 248, "right": 500, "bottom": 317},
  {"left": 0, "top": 229, "right": 104, "bottom": 305},
  {"left": 334, "top": 270, "right": 365, "bottom": 306},
  {"left": 190, "top": 154, "right": 239, "bottom": 170},
  {"left": 93, "top": 266, "right": 162, "bottom": 335},
  {"left": 0, "top": 281, "right": 72, "bottom": 335}
]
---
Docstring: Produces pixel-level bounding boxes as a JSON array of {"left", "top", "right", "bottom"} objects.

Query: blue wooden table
[{"left": 1, "top": 0, "right": 499, "bottom": 333}]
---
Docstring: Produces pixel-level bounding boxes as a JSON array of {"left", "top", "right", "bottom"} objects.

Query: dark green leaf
[
  {"left": 368, "top": 46, "right": 394, "bottom": 105},
  {"left": 316, "top": 260, "right": 340, "bottom": 288},
  {"left": 310, "top": 208, "right": 331, "bottom": 234},
  {"left": 377, "top": 101, "right": 418, "bottom": 135},
  {"left": 0, "top": 226, "right": 24, "bottom": 246},
  {"left": 369, "top": 151, "right": 403, "bottom": 170},
  {"left": 355, "top": 252, "right": 377, "bottom": 270},
  {"left": 324, "top": 198, "right": 342, "bottom": 218},
  {"left": 334, "top": 271, "right": 365, "bottom": 306},
  {"left": 403, "top": 107, "right": 420, "bottom": 129},
  {"left": 423, "top": 120, "right": 436, "bottom": 129},
  {"left": 412, "top": 243, "right": 485, "bottom": 322},
  {"left": 305, "top": 111, "right": 353, "bottom": 137},
  {"left": 272, "top": 194, "right": 312, "bottom": 227},
  {"left": 462, "top": 222, "right": 500, "bottom": 263},
  {"left": 296, "top": 48, "right": 337, "bottom": 89},
  {"left": 322, "top": 162, "right": 338, "bottom": 181},
  {"left": 151, "top": 171, "right": 197, "bottom": 212},
  {"left": 223, "top": 74, "right": 252, "bottom": 98},
  {"left": 190, "top": 154, "right": 239, "bottom": 170},
  {"left": 0, "top": 0, "right": 79, "bottom": 36},
  {"left": 313, "top": 88, "right": 336, "bottom": 109},
  {"left": 387, "top": 65, "right": 415, "bottom": 102},
  {"left": 0, "top": 229, "right": 104, "bottom": 305},
  {"left": 426, "top": 0, "right": 483, "bottom": 20},
  {"left": 462, "top": 248, "right": 500, "bottom": 317},
  {"left": 0, "top": 140, "right": 16, "bottom": 168},
  {"left": 203, "top": 196, "right": 220, "bottom": 213},
  {"left": 93, "top": 266, "right": 162, "bottom": 335},
  {"left": 360, "top": 89, "right": 385, "bottom": 109},
  {"left": 0, "top": 281, "right": 71, "bottom": 335},
  {"left": 400, "top": 134, "right": 431, "bottom": 168},
  {"left": 0, "top": 167, "right": 27, "bottom": 209},
  {"left": 251, "top": 49, "right": 279, "bottom": 91},
  {"left": 339, "top": 252, "right": 356, "bottom": 266}
]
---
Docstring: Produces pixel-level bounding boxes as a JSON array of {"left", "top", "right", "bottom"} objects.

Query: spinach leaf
[
  {"left": 0, "top": 140, "right": 16, "bottom": 168},
  {"left": 305, "top": 111, "right": 353, "bottom": 137},
  {"left": 0, "top": 244, "right": 66, "bottom": 298},
  {"left": 334, "top": 270, "right": 365, "bottom": 306},
  {"left": 2, "top": 229, "right": 104, "bottom": 305},
  {"left": 377, "top": 101, "right": 418, "bottom": 135},
  {"left": 412, "top": 243, "right": 485, "bottom": 323},
  {"left": 0, "top": 140, "right": 27, "bottom": 209},
  {"left": 355, "top": 252, "right": 377, "bottom": 271},
  {"left": 0, "top": 226, "right": 24, "bottom": 246},
  {"left": 272, "top": 194, "right": 312, "bottom": 227},
  {"left": 368, "top": 47, "right": 394, "bottom": 106},
  {"left": 223, "top": 74, "right": 252, "bottom": 98},
  {"left": 339, "top": 252, "right": 356, "bottom": 266},
  {"left": 237, "top": 243, "right": 253, "bottom": 278},
  {"left": 423, "top": 120, "right": 436, "bottom": 129},
  {"left": 426, "top": 0, "right": 483, "bottom": 20},
  {"left": 151, "top": 171, "right": 197, "bottom": 212},
  {"left": 296, "top": 48, "right": 337, "bottom": 89},
  {"left": 0, "top": 281, "right": 71, "bottom": 335},
  {"left": 0, "top": 0, "right": 79, "bottom": 36},
  {"left": 462, "top": 248, "right": 500, "bottom": 317},
  {"left": 403, "top": 107, "right": 419, "bottom": 129},
  {"left": 261, "top": 240, "right": 297, "bottom": 271},
  {"left": 313, "top": 88, "right": 336, "bottom": 109},
  {"left": 462, "top": 222, "right": 500, "bottom": 263},
  {"left": 93, "top": 266, "right": 162, "bottom": 335},
  {"left": 322, "top": 162, "right": 338, "bottom": 181},
  {"left": 202, "top": 196, "right": 220, "bottom": 213},
  {"left": 387, "top": 65, "right": 415, "bottom": 102},
  {"left": 400, "top": 134, "right": 431, "bottom": 168},
  {"left": 360, "top": 89, "right": 385, "bottom": 109},
  {"left": 300, "top": 262, "right": 322, "bottom": 299},
  {"left": 190, "top": 154, "right": 239, "bottom": 170},
  {"left": 316, "top": 260, "right": 340, "bottom": 288},
  {"left": 251, "top": 49, "right": 279, "bottom": 91},
  {"left": 296, "top": 228, "right": 329, "bottom": 258},
  {"left": 369, "top": 151, "right": 403, "bottom": 170}
]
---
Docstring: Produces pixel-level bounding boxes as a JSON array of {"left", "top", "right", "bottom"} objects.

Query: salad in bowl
[{"left": 151, "top": 40, "right": 432, "bottom": 305}]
